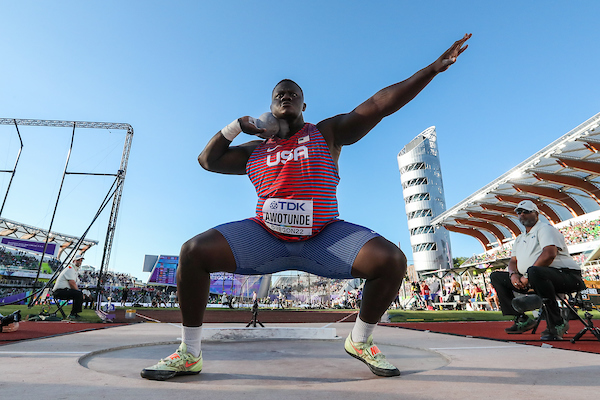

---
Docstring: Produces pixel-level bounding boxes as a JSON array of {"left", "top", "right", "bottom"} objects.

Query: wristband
[
  {"left": 509, "top": 272, "right": 521, "bottom": 278},
  {"left": 221, "top": 119, "right": 242, "bottom": 141}
]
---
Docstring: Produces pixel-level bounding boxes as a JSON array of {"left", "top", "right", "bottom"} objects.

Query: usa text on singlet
[{"left": 246, "top": 123, "right": 340, "bottom": 241}]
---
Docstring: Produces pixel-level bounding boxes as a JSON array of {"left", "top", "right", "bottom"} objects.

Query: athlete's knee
[
  {"left": 180, "top": 235, "right": 207, "bottom": 264},
  {"left": 179, "top": 229, "right": 231, "bottom": 269},
  {"left": 371, "top": 241, "right": 407, "bottom": 280},
  {"left": 392, "top": 248, "right": 408, "bottom": 277}
]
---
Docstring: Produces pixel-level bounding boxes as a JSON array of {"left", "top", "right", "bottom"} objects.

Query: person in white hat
[
  {"left": 490, "top": 200, "right": 586, "bottom": 340},
  {"left": 52, "top": 254, "right": 85, "bottom": 320}
]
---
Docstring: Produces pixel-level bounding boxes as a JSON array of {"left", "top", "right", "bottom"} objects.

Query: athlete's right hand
[{"left": 239, "top": 116, "right": 267, "bottom": 136}]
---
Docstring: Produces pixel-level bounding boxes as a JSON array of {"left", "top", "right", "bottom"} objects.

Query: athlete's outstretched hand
[{"left": 432, "top": 33, "right": 471, "bottom": 73}]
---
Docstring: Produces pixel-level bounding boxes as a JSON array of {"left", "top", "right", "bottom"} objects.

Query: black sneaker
[
  {"left": 505, "top": 315, "right": 536, "bottom": 334},
  {"left": 68, "top": 314, "right": 82, "bottom": 321},
  {"left": 541, "top": 320, "right": 569, "bottom": 341}
]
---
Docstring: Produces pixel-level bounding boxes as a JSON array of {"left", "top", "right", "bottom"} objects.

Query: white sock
[
  {"left": 182, "top": 326, "right": 202, "bottom": 357},
  {"left": 351, "top": 317, "right": 376, "bottom": 343}
]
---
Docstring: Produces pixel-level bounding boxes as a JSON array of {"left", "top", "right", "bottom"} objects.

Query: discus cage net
[{"left": 0, "top": 118, "right": 133, "bottom": 319}]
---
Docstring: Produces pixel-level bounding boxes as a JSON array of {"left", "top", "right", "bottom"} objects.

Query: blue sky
[{"left": 1, "top": 1, "right": 600, "bottom": 281}]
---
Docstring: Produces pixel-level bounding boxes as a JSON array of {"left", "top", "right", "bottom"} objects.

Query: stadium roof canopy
[
  {"left": 0, "top": 216, "right": 98, "bottom": 259},
  {"left": 431, "top": 112, "right": 600, "bottom": 251}
]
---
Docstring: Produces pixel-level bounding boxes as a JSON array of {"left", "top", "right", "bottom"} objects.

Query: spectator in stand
[
  {"left": 485, "top": 283, "right": 499, "bottom": 311},
  {"left": 450, "top": 277, "right": 461, "bottom": 295},
  {"left": 469, "top": 284, "right": 483, "bottom": 310},
  {"left": 421, "top": 281, "right": 431, "bottom": 308}
]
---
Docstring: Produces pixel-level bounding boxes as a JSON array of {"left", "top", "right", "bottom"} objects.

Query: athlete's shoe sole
[
  {"left": 140, "top": 368, "right": 201, "bottom": 381},
  {"left": 140, "top": 343, "right": 202, "bottom": 381}
]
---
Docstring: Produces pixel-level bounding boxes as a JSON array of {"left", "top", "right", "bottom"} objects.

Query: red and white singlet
[{"left": 246, "top": 123, "right": 340, "bottom": 241}]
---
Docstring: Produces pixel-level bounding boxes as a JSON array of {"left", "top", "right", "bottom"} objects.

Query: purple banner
[
  {"left": 1, "top": 237, "right": 57, "bottom": 256},
  {"left": 0, "top": 290, "right": 31, "bottom": 305}
]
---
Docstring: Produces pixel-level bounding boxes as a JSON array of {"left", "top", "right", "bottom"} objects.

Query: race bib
[{"left": 262, "top": 198, "right": 313, "bottom": 236}]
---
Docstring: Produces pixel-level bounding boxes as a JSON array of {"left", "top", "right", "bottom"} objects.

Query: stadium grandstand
[
  {"left": 0, "top": 216, "right": 99, "bottom": 304},
  {"left": 430, "top": 111, "right": 600, "bottom": 283},
  {"left": 142, "top": 254, "right": 363, "bottom": 309}
]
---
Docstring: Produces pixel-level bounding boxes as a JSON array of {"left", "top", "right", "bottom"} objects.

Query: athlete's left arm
[{"left": 318, "top": 34, "right": 471, "bottom": 149}]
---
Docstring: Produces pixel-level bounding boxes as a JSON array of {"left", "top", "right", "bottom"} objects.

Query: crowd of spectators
[
  {"left": 404, "top": 272, "right": 499, "bottom": 311},
  {"left": 0, "top": 287, "right": 28, "bottom": 298},
  {"left": 1, "top": 247, "right": 40, "bottom": 269},
  {"left": 265, "top": 276, "right": 359, "bottom": 308},
  {"left": 561, "top": 218, "right": 600, "bottom": 245},
  {"left": 78, "top": 269, "right": 135, "bottom": 288},
  {"left": 1, "top": 246, "right": 61, "bottom": 271},
  {"left": 583, "top": 266, "right": 600, "bottom": 281},
  {"left": 463, "top": 243, "right": 512, "bottom": 266}
]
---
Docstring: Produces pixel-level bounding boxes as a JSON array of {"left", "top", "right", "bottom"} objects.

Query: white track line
[
  {"left": 134, "top": 313, "right": 162, "bottom": 323},
  {"left": 321, "top": 311, "right": 358, "bottom": 328}
]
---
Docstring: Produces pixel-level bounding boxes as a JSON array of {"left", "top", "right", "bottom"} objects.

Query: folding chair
[
  {"left": 514, "top": 292, "right": 600, "bottom": 342},
  {"left": 39, "top": 292, "right": 68, "bottom": 320},
  {"left": 51, "top": 296, "right": 69, "bottom": 319}
]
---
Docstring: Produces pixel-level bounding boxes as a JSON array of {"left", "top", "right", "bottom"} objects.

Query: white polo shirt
[
  {"left": 53, "top": 265, "right": 78, "bottom": 291},
  {"left": 511, "top": 220, "right": 579, "bottom": 275}
]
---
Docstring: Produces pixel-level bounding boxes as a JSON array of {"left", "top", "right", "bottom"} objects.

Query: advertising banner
[
  {"left": 0, "top": 267, "right": 53, "bottom": 280},
  {"left": 1, "top": 237, "right": 58, "bottom": 257},
  {"left": 0, "top": 290, "right": 31, "bottom": 305}
]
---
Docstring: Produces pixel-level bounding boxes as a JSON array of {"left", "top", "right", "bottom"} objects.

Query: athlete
[{"left": 141, "top": 33, "right": 471, "bottom": 380}]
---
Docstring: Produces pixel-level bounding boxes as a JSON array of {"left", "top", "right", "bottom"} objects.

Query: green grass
[
  {"left": 1, "top": 304, "right": 103, "bottom": 323},
  {"left": 3, "top": 304, "right": 599, "bottom": 324},
  {"left": 387, "top": 309, "right": 600, "bottom": 323}
]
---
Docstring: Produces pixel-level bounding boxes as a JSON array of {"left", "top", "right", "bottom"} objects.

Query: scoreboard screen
[{"left": 147, "top": 255, "right": 178, "bottom": 286}]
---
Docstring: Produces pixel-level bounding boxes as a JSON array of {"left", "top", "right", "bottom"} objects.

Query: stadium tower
[{"left": 397, "top": 126, "right": 452, "bottom": 273}]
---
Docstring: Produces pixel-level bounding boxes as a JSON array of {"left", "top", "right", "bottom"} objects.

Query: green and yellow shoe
[
  {"left": 344, "top": 333, "right": 400, "bottom": 377},
  {"left": 141, "top": 343, "right": 202, "bottom": 381}
]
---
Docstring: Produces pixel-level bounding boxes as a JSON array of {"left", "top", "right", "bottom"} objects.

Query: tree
[{"left": 453, "top": 257, "right": 469, "bottom": 269}]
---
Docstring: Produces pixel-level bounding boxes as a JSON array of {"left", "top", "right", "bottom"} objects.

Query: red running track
[
  {"left": 381, "top": 320, "right": 600, "bottom": 354},
  {"left": 0, "top": 321, "right": 129, "bottom": 345}
]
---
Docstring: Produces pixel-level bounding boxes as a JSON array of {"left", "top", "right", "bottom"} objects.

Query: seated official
[
  {"left": 490, "top": 200, "right": 586, "bottom": 340},
  {"left": 53, "top": 254, "right": 85, "bottom": 320}
]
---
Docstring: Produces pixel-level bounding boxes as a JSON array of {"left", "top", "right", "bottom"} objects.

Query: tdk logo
[
  {"left": 271, "top": 201, "right": 307, "bottom": 211},
  {"left": 266, "top": 146, "right": 309, "bottom": 166}
]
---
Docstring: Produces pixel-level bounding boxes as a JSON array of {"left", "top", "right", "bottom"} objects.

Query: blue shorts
[{"left": 213, "top": 219, "right": 380, "bottom": 279}]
